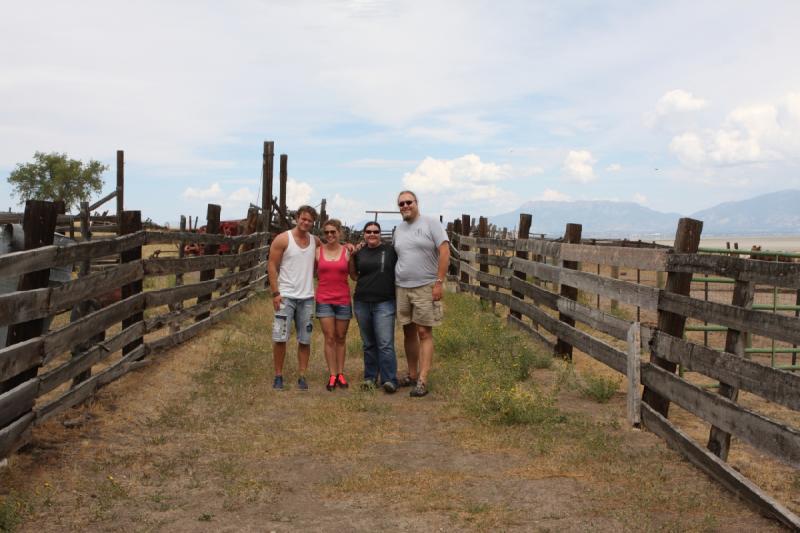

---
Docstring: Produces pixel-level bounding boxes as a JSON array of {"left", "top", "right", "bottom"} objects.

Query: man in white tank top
[{"left": 268, "top": 205, "right": 321, "bottom": 390}]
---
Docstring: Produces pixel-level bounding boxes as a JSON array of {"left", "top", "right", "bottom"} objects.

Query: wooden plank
[
  {"left": 640, "top": 403, "right": 800, "bottom": 530},
  {"left": 560, "top": 243, "right": 668, "bottom": 271},
  {"left": 0, "top": 288, "right": 50, "bottom": 326},
  {"left": 0, "top": 379, "right": 38, "bottom": 427},
  {"left": 509, "top": 213, "right": 532, "bottom": 322},
  {"left": 0, "top": 231, "right": 148, "bottom": 279},
  {"left": 643, "top": 217, "right": 703, "bottom": 417},
  {"left": 510, "top": 277, "right": 558, "bottom": 310},
  {"left": 458, "top": 282, "right": 512, "bottom": 307},
  {"left": 458, "top": 250, "right": 476, "bottom": 262},
  {"left": 38, "top": 322, "right": 146, "bottom": 396},
  {"left": 666, "top": 253, "right": 800, "bottom": 290},
  {"left": 197, "top": 204, "right": 221, "bottom": 321},
  {"left": 514, "top": 239, "right": 562, "bottom": 257},
  {"left": 147, "top": 295, "right": 253, "bottom": 355},
  {"left": 708, "top": 279, "right": 754, "bottom": 461},
  {"left": 0, "top": 338, "right": 43, "bottom": 382},
  {"left": 559, "top": 269, "right": 660, "bottom": 310},
  {"left": 49, "top": 261, "right": 143, "bottom": 313},
  {"left": 144, "top": 285, "right": 252, "bottom": 333},
  {"left": 35, "top": 345, "right": 146, "bottom": 425},
  {"left": 641, "top": 363, "right": 800, "bottom": 467},
  {"left": 145, "top": 264, "right": 263, "bottom": 308},
  {"left": 145, "top": 230, "right": 267, "bottom": 246},
  {"left": 555, "top": 223, "right": 582, "bottom": 360},
  {"left": 460, "top": 262, "right": 511, "bottom": 289},
  {"left": 143, "top": 247, "right": 265, "bottom": 276},
  {"left": 507, "top": 315, "right": 556, "bottom": 351},
  {"left": 658, "top": 291, "right": 800, "bottom": 346},
  {"left": 510, "top": 256, "right": 560, "bottom": 284},
  {"left": 649, "top": 331, "right": 800, "bottom": 412},
  {"left": 120, "top": 211, "right": 144, "bottom": 356},
  {"left": 474, "top": 253, "right": 511, "bottom": 268},
  {"left": 627, "top": 323, "right": 642, "bottom": 427},
  {"left": 556, "top": 298, "right": 631, "bottom": 340},
  {"left": 43, "top": 293, "right": 146, "bottom": 363},
  {"left": 508, "top": 296, "right": 627, "bottom": 374},
  {"left": 0, "top": 412, "right": 35, "bottom": 459},
  {"left": 457, "top": 235, "right": 516, "bottom": 251}
]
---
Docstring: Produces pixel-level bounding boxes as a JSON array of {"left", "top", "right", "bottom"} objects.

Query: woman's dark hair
[{"left": 362, "top": 221, "right": 381, "bottom": 232}]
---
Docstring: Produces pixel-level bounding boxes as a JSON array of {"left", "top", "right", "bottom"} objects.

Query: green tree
[{"left": 7, "top": 151, "right": 108, "bottom": 212}]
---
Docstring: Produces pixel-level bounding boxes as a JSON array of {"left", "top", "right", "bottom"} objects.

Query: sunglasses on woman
[{"left": 364, "top": 230, "right": 380, "bottom": 234}]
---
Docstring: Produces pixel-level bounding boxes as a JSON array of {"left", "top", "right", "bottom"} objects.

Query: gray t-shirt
[{"left": 393, "top": 215, "right": 449, "bottom": 288}]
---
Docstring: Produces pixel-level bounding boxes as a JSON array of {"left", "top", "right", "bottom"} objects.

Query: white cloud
[
  {"left": 183, "top": 183, "right": 222, "bottom": 200},
  {"left": 606, "top": 163, "right": 622, "bottom": 172},
  {"left": 669, "top": 92, "right": 800, "bottom": 167},
  {"left": 286, "top": 179, "right": 314, "bottom": 210},
  {"left": 656, "top": 89, "right": 707, "bottom": 115},
  {"left": 402, "top": 154, "right": 511, "bottom": 194},
  {"left": 632, "top": 192, "right": 648, "bottom": 205},
  {"left": 343, "top": 158, "right": 417, "bottom": 169},
  {"left": 326, "top": 193, "right": 369, "bottom": 227},
  {"left": 562, "top": 150, "right": 596, "bottom": 183},
  {"left": 537, "top": 188, "right": 571, "bottom": 201}
]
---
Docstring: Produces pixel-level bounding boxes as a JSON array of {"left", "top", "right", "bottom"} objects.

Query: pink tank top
[{"left": 316, "top": 247, "right": 351, "bottom": 305}]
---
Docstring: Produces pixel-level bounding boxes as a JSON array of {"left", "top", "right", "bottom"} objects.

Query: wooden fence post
[
  {"left": 197, "top": 204, "right": 221, "bottom": 321},
  {"left": 610, "top": 265, "right": 620, "bottom": 311},
  {"left": 459, "top": 214, "right": 471, "bottom": 286},
  {"left": 707, "top": 279, "right": 754, "bottom": 459},
  {"left": 554, "top": 223, "right": 582, "bottom": 360},
  {"left": 449, "top": 218, "right": 461, "bottom": 278},
  {"left": 120, "top": 211, "right": 144, "bottom": 357},
  {"left": 319, "top": 198, "right": 327, "bottom": 227},
  {"left": 70, "top": 201, "right": 99, "bottom": 386},
  {"left": 510, "top": 213, "right": 532, "bottom": 321},
  {"left": 627, "top": 322, "right": 642, "bottom": 428},
  {"left": 478, "top": 216, "right": 489, "bottom": 305},
  {"left": 279, "top": 154, "right": 288, "bottom": 231},
  {"left": 116, "top": 150, "right": 124, "bottom": 235},
  {"left": 1, "top": 200, "right": 59, "bottom": 395},
  {"left": 642, "top": 217, "right": 703, "bottom": 417},
  {"left": 169, "top": 215, "right": 187, "bottom": 332},
  {"left": 262, "top": 141, "right": 274, "bottom": 233}
]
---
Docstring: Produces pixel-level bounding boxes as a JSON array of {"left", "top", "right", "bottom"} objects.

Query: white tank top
[{"left": 278, "top": 230, "right": 316, "bottom": 299}]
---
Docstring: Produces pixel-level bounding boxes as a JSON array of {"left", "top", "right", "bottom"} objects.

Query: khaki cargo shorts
[{"left": 396, "top": 283, "right": 443, "bottom": 327}]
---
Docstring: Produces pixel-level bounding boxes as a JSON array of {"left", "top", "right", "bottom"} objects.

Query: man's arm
[
  {"left": 432, "top": 241, "right": 450, "bottom": 302},
  {"left": 268, "top": 233, "right": 288, "bottom": 311}
]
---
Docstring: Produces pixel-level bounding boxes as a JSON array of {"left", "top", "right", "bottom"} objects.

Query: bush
[{"left": 579, "top": 372, "right": 621, "bottom": 403}]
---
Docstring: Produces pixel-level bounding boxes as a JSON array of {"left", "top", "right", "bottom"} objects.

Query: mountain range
[{"left": 487, "top": 189, "right": 800, "bottom": 238}]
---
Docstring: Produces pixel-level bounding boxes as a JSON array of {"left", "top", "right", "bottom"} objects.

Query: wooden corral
[
  {"left": 449, "top": 214, "right": 800, "bottom": 530},
  {"left": 0, "top": 200, "right": 269, "bottom": 466}
]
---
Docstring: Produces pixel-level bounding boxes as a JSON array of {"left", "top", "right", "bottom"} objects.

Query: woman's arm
[{"left": 348, "top": 251, "right": 359, "bottom": 281}]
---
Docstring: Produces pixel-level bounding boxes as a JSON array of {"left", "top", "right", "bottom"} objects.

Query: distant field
[{"left": 655, "top": 235, "right": 800, "bottom": 252}]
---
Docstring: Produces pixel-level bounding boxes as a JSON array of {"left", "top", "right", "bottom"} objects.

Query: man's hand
[
  {"left": 432, "top": 282, "right": 443, "bottom": 301},
  {"left": 273, "top": 294, "right": 282, "bottom": 311}
]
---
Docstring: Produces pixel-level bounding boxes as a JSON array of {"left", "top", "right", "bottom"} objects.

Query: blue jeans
[{"left": 354, "top": 299, "right": 397, "bottom": 386}]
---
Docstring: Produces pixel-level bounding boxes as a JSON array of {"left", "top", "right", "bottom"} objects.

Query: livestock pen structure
[{"left": 448, "top": 213, "right": 800, "bottom": 529}]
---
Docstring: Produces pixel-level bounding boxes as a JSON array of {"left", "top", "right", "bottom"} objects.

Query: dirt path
[{"left": 0, "top": 293, "right": 785, "bottom": 532}]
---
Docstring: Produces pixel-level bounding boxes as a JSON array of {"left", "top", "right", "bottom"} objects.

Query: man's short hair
[
  {"left": 397, "top": 190, "right": 418, "bottom": 202},
  {"left": 296, "top": 205, "right": 318, "bottom": 220}
]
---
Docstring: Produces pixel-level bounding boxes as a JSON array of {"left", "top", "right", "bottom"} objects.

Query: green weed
[{"left": 579, "top": 372, "right": 620, "bottom": 404}]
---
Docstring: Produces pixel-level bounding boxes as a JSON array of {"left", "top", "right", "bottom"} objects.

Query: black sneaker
[
  {"left": 297, "top": 376, "right": 309, "bottom": 391},
  {"left": 409, "top": 381, "right": 428, "bottom": 397},
  {"left": 273, "top": 375, "right": 284, "bottom": 390},
  {"left": 382, "top": 381, "right": 398, "bottom": 394},
  {"left": 398, "top": 375, "right": 417, "bottom": 387}
]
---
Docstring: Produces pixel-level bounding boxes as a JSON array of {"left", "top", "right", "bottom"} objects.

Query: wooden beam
[
  {"left": 120, "top": 211, "right": 143, "bottom": 357},
  {"left": 555, "top": 223, "right": 582, "bottom": 360}
]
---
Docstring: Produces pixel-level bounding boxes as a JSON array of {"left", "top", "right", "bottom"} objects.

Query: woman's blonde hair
[{"left": 323, "top": 218, "right": 342, "bottom": 233}]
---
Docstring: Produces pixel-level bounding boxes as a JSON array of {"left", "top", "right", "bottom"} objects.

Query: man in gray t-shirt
[{"left": 393, "top": 190, "right": 450, "bottom": 397}]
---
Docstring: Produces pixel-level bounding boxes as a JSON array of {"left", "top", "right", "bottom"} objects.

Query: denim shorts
[
  {"left": 273, "top": 297, "right": 314, "bottom": 344},
  {"left": 315, "top": 302, "right": 353, "bottom": 320}
]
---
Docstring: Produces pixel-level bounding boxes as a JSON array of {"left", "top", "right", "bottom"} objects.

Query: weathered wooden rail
[
  {"left": 0, "top": 214, "right": 268, "bottom": 461},
  {"left": 449, "top": 215, "right": 800, "bottom": 529}
]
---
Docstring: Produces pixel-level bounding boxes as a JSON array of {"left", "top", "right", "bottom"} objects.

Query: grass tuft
[{"left": 579, "top": 371, "right": 621, "bottom": 404}]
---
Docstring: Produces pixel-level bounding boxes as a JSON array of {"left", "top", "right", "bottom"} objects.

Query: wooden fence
[
  {"left": 448, "top": 214, "right": 800, "bottom": 530},
  {"left": 0, "top": 202, "right": 268, "bottom": 462}
]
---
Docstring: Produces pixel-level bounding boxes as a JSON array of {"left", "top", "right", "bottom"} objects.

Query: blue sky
[{"left": 2, "top": 1, "right": 800, "bottom": 227}]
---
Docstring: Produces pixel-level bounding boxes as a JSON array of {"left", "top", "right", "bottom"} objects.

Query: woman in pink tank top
[{"left": 315, "top": 219, "right": 352, "bottom": 391}]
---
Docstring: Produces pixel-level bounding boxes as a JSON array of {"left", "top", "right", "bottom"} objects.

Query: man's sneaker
[
  {"left": 360, "top": 379, "right": 377, "bottom": 391},
  {"left": 382, "top": 381, "right": 398, "bottom": 394},
  {"left": 272, "top": 375, "right": 284, "bottom": 390},
  {"left": 410, "top": 381, "right": 428, "bottom": 397},
  {"left": 297, "top": 376, "right": 309, "bottom": 391},
  {"left": 398, "top": 375, "right": 416, "bottom": 387},
  {"left": 326, "top": 375, "right": 337, "bottom": 391},
  {"left": 336, "top": 373, "right": 349, "bottom": 388}
]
